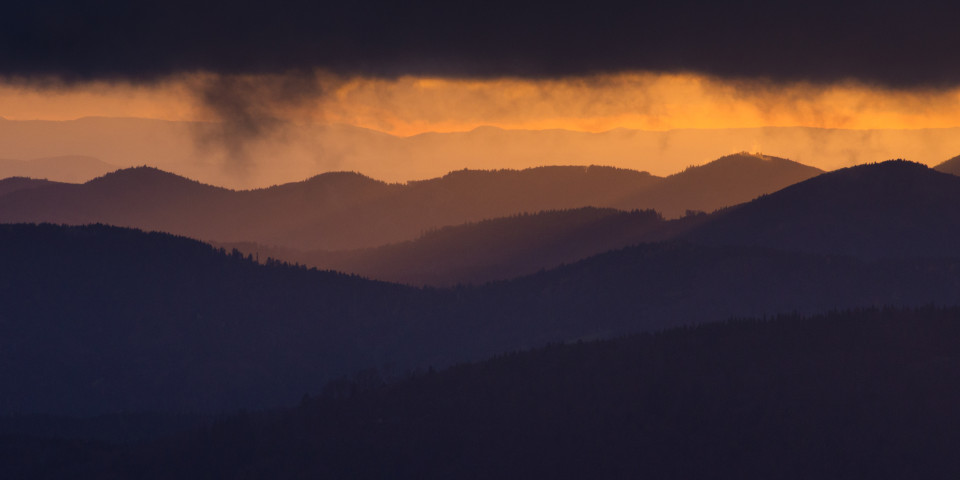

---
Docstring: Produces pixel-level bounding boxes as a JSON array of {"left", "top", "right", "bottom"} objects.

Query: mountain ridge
[
  {"left": 686, "top": 159, "right": 960, "bottom": 258},
  {"left": 0, "top": 155, "right": 819, "bottom": 249}
]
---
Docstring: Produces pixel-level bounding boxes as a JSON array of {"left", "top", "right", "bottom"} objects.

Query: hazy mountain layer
[
  {"left": 3, "top": 224, "right": 959, "bottom": 416},
  {"left": 0, "top": 155, "right": 818, "bottom": 250},
  {"left": 224, "top": 159, "right": 960, "bottom": 287}
]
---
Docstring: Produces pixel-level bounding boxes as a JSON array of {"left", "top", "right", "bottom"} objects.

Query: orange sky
[
  {"left": 4, "top": 72, "right": 960, "bottom": 188},
  {"left": 4, "top": 73, "right": 960, "bottom": 136}
]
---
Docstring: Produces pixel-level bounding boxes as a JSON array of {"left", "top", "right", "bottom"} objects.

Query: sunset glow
[{"left": 5, "top": 73, "right": 960, "bottom": 136}]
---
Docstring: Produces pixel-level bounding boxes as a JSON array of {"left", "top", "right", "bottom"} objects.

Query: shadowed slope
[{"left": 688, "top": 160, "right": 960, "bottom": 258}]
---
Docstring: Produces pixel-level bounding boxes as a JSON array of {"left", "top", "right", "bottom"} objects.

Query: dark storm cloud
[
  {"left": 188, "top": 73, "right": 325, "bottom": 168},
  {"left": 2, "top": 0, "right": 960, "bottom": 88}
]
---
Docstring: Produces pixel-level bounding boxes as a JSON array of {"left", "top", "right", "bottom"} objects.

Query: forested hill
[
  {"left": 9, "top": 307, "right": 960, "bottom": 479},
  {"left": 0, "top": 223, "right": 420, "bottom": 414},
  {"left": 687, "top": 160, "right": 960, "bottom": 258},
  {"left": 4, "top": 223, "right": 960, "bottom": 416}
]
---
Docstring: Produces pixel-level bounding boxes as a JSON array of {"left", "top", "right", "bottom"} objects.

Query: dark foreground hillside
[
  {"left": 8, "top": 308, "right": 960, "bottom": 479},
  {"left": 3, "top": 223, "right": 960, "bottom": 416},
  {"left": 0, "top": 223, "right": 424, "bottom": 414}
]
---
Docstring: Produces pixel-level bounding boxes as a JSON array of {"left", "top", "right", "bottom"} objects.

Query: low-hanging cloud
[{"left": 187, "top": 72, "right": 327, "bottom": 168}]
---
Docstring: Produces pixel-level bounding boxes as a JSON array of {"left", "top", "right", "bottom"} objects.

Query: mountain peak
[
  {"left": 855, "top": 158, "right": 927, "bottom": 170},
  {"left": 728, "top": 151, "right": 776, "bottom": 161},
  {"left": 291, "top": 171, "right": 387, "bottom": 190},
  {"left": 303, "top": 170, "right": 379, "bottom": 182},
  {"left": 818, "top": 159, "right": 933, "bottom": 184},
  {"left": 743, "top": 159, "right": 948, "bottom": 205},
  {"left": 91, "top": 166, "right": 189, "bottom": 182},
  {"left": 86, "top": 166, "right": 225, "bottom": 192},
  {"left": 685, "top": 151, "right": 818, "bottom": 172}
]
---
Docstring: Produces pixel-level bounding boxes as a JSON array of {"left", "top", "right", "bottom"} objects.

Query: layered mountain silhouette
[
  {"left": 5, "top": 116, "right": 960, "bottom": 479},
  {"left": 935, "top": 154, "right": 960, "bottom": 176},
  {"left": 3, "top": 223, "right": 960, "bottom": 416},
  {"left": 4, "top": 117, "right": 959, "bottom": 187},
  {"left": 0, "top": 155, "right": 117, "bottom": 183},
  {"left": 0, "top": 155, "right": 820, "bottom": 250},
  {"left": 226, "top": 159, "right": 960, "bottom": 286},
  {"left": 687, "top": 160, "right": 960, "bottom": 258},
  {"left": 19, "top": 308, "right": 960, "bottom": 479}
]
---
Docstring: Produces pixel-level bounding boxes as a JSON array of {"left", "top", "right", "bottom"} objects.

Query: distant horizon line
[
  {"left": 17, "top": 155, "right": 933, "bottom": 192},
  {"left": 4, "top": 115, "right": 960, "bottom": 138}
]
